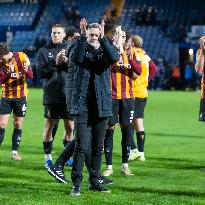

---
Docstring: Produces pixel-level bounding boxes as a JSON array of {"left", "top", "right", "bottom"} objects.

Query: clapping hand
[
  {"left": 113, "top": 26, "right": 123, "bottom": 53},
  {"left": 199, "top": 36, "right": 205, "bottom": 53},
  {"left": 80, "top": 18, "right": 87, "bottom": 36},
  {"left": 126, "top": 42, "right": 133, "bottom": 60},
  {"left": 100, "top": 19, "right": 105, "bottom": 38},
  {"left": 56, "top": 49, "right": 68, "bottom": 65}
]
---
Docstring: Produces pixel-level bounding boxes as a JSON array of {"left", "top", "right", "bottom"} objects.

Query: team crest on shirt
[
  {"left": 116, "top": 63, "right": 131, "bottom": 70},
  {"left": 48, "top": 52, "right": 53, "bottom": 58},
  {"left": 47, "top": 109, "right": 51, "bottom": 118},
  {"left": 10, "top": 72, "right": 23, "bottom": 78},
  {"left": 115, "top": 53, "right": 132, "bottom": 70}
]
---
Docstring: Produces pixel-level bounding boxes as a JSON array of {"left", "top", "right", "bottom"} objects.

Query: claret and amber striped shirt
[
  {"left": 0, "top": 52, "right": 33, "bottom": 99},
  {"left": 111, "top": 49, "right": 139, "bottom": 99},
  {"left": 196, "top": 49, "right": 205, "bottom": 99}
]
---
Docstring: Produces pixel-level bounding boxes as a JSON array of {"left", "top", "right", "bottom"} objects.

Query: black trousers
[
  {"left": 55, "top": 136, "right": 91, "bottom": 171},
  {"left": 71, "top": 113, "right": 108, "bottom": 186}
]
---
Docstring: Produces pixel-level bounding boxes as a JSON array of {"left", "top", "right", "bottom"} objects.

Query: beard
[{"left": 88, "top": 41, "right": 100, "bottom": 49}]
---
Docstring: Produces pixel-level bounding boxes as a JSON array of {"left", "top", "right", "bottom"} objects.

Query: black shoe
[
  {"left": 89, "top": 184, "right": 111, "bottom": 193},
  {"left": 47, "top": 165, "right": 67, "bottom": 184},
  {"left": 99, "top": 175, "right": 113, "bottom": 185},
  {"left": 70, "top": 185, "right": 81, "bottom": 197}
]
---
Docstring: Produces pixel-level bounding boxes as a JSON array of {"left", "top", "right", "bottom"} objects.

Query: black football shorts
[
  {"left": 44, "top": 104, "right": 73, "bottom": 120},
  {"left": 108, "top": 98, "right": 135, "bottom": 126},
  {"left": 133, "top": 97, "right": 147, "bottom": 119},
  {"left": 0, "top": 97, "right": 27, "bottom": 117}
]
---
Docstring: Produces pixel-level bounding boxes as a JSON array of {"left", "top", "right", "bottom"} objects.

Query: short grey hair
[{"left": 88, "top": 23, "right": 100, "bottom": 29}]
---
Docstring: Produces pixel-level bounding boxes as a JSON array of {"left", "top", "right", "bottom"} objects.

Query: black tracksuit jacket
[{"left": 36, "top": 41, "right": 68, "bottom": 105}]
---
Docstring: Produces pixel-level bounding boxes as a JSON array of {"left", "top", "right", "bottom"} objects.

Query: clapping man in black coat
[{"left": 68, "top": 19, "right": 119, "bottom": 196}]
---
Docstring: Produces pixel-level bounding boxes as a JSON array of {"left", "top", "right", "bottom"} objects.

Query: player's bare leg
[
  {"left": 43, "top": 118, "right": 55, "bottom": 168},
  {"left": 63, "top": 119, "right": 74, "bottom": 166},
  {"left": 0, "top": 114, "right": 10, "bottom": 145},
  {"left": 133, "top": 118, "right": 145, "bottom": 161},
  {"left": 11, "top": 114, "right": 24, "bottom": 160}
]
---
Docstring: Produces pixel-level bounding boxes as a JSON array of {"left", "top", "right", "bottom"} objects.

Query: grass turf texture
[{"left": 0, "top": 89, "right": 205, "bottom": 205}]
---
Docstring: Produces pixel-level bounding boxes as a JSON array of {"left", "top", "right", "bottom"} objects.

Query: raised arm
[
  {"left": 0, "top": 67, "right": 10, "bottom": 83},
  {"left": 195, "top": 50, "right": 204, "bottom": 73},
  {"left": 71, "top": 36, "right": 87, "bottom": 65},
  {"left": 126, "top": 48, "right": 142, "bottom": 75},
  {"left": 99, "top": 37, "right": 119, "bottom": 65},
  {"left": 128, "top": 59, "right": 142, "bottom": 75},
  {"left": 195, "top": 36, "right": 205, "bottom": 73},
  {"left": 22, "top": 53, "right": 33, "bottom": 79},
  {"left": 72, "top": 19, "right": 88, "bottom": 65},
  {"left": 148, "top": 60, "right": 157, "bottom": 81}
]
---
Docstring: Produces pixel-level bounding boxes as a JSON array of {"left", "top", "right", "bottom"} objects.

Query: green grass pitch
[{"left": 0, "top": 89, "right": 205, "bottom": 205}]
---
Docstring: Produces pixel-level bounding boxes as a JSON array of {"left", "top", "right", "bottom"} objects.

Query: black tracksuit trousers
[{"left": 71, "top": 113, "right": 108, "bottom": 186}]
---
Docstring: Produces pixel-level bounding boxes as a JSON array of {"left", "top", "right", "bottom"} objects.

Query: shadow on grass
[
  {"left": 0, "top": 160, "right": 45, "bottom": 171},
  {"left": 0, "top": 164, "right": 72, "bottom": 184},
  {"left": 0, "top": 144, "right": 43, "bottom": 155},
  {"left": 130, "top": 157, "right": 205, "bottom": 171},
  {"left": 0, "top": 172, "right": 52, "bottom": 183},
  {"left": 119, "top": 186, "right": 205, "bottom": 198},
  {"left": 0, "top": 180, "right": 70, "bottom": 195},
  {"left": 148, "top": 132, "right": 204, "bottom": 139},
  {"left": 0, "top": 167, "right": 66, "bottom": 183}
]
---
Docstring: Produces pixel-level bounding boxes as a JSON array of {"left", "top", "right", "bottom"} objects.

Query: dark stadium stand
[
  {"left": 34, "top": 0, "right": 109, "bottom": 41},
  {"left": 120, "top": 0, "right": 205, "bottom": 63},
  {"left": 0, "top": 3, "right": 39, "bottom": 26},
  {"left": 7, "top": 0, "right": 109, "bottom": 53},
  {"left": 0, "top": 0, "right": 204, "bottom": 53},
  {"left": 125, "top": 25, "right": 179, "bottom": 64}
]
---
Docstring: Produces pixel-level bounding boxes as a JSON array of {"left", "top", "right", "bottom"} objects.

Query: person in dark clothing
[
  {"left": 46, "top": 30, "right": 80, "bottom": 179},
  {"left": 47, "top": 37, "right": 113, "bottom": 185},
  {"left": 47, "top": 27, "right": 113, "bottom": 186},
  {"left": 64, "top": 19, "right": 119, "bottom": 196},
  {"left": 48, "top": 134, "right": 114, "bottom": 186},
  {"left": 48, "top": 19, "right": 116, "bottom": 195},
  {"left": 36, "top": 24, "right": 74, "bottom": 169},
  {"left": 45, "top": 27, "right": 81, "bottom": 168}
]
